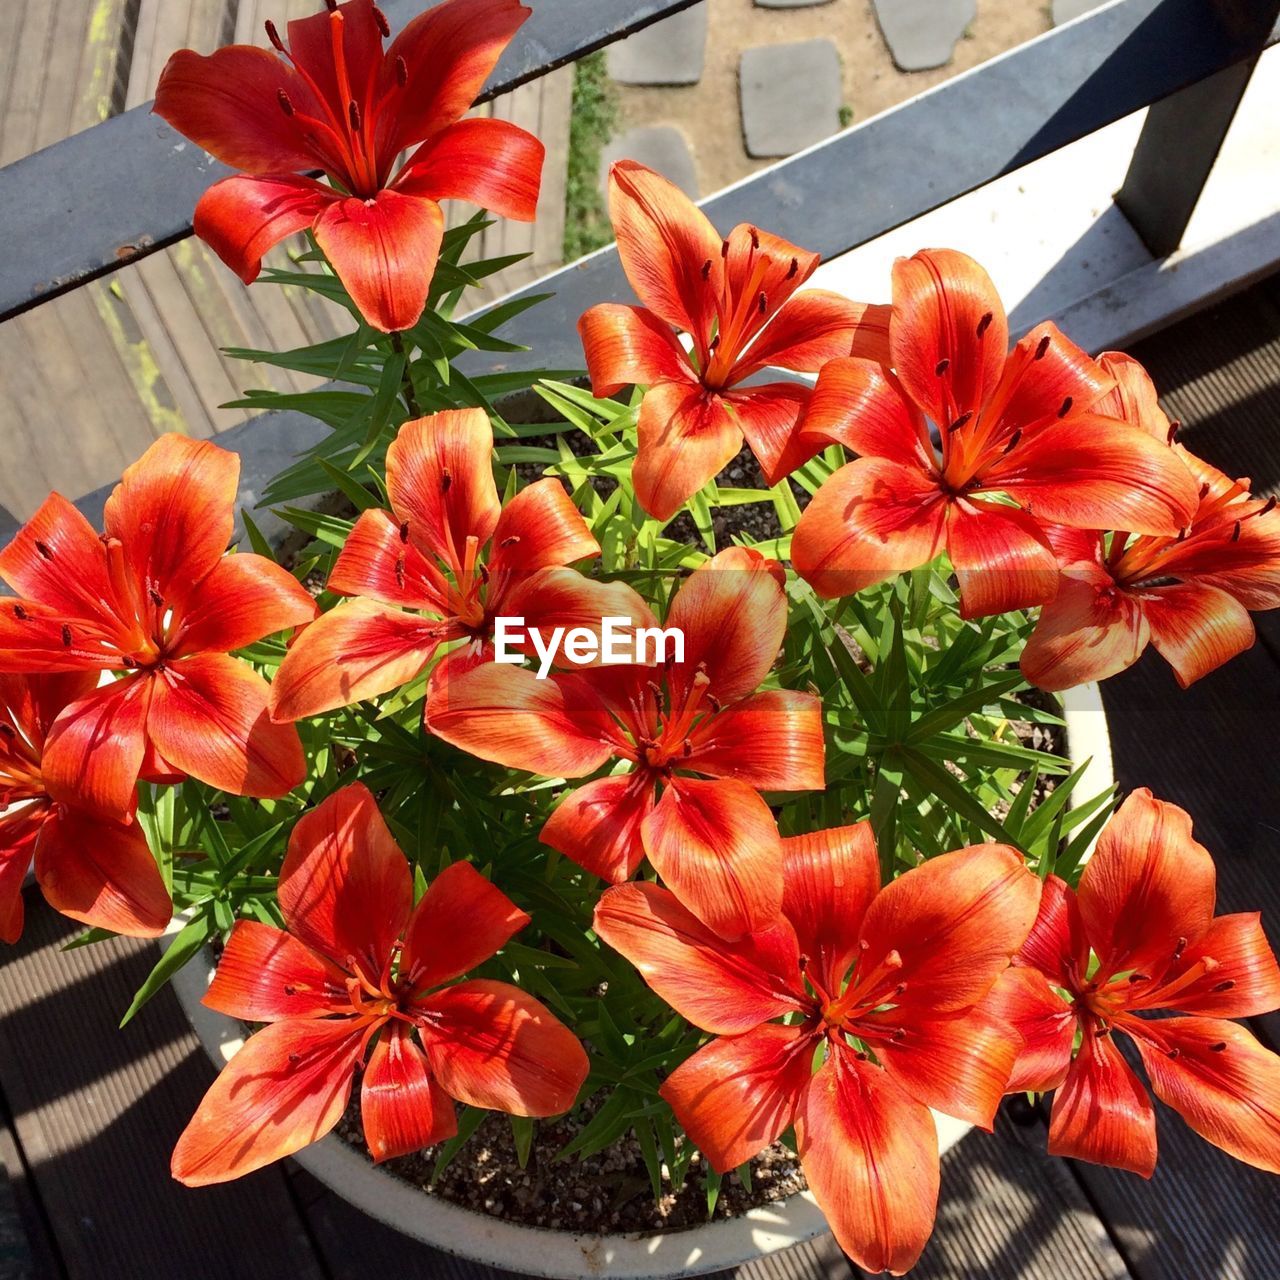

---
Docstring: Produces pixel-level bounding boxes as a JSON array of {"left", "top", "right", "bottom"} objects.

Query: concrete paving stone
[
  {"left": 1052, "top": 0, "right": 1105, "bottom": 23},
  {"left": 755, "top": 0, "right": 834, "bottom": 8},
  {"left": 602, "top": 126, "right": 699, "bottom": 198},
  {"left": 872, "top": 0, "right": 975, "bottom": 72},
  {"left": 606, "top": 3, "right": 708, "bottom": 86},
  {"left": 739, "top": 38, "right": 842, "bottom": 159}
]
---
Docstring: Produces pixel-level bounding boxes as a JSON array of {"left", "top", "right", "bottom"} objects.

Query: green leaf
[
  {"left": 510, "top": 1115, "right": 535, "bottom": 1169},
  {"left": 120, "top": 914, "right": 211, "bottom": 1027}
]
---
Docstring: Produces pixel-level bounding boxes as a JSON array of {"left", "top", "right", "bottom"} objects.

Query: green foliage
[{"left": 563, "top": 52, "right": 619, "bottom": 262}]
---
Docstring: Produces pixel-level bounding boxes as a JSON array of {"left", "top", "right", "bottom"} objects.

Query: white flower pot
[{"left": 167, "top": 684, "right": 1112, "bottom": 1279}]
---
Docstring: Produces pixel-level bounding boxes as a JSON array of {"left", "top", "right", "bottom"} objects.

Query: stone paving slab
[
  {"left": 1052, "top": 0, "right": 1104, "bottom": 23},
  {"left": 602, "top": 125, "right": 700, "bottom": 198},
  {"left": 873, "top": 0, "right": 974, "bottom": 72},
  {"left": 606, "top": 2, "right": 707, "bottom": 86},
  {"left": 740, "top": 38, "right": 841, "bottom": 158},
  {"left": 755, "top": 0, "right": 834, "bottom": 8}
]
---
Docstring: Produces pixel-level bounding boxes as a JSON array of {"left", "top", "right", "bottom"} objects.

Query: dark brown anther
[
  {"left": 1173, "top": 935, "right": 1188, "bottom": 960},
  {"left": 372, "top": 3, "right": 391, "bottom": 36},
  {"left": 947, "top": 411, "right": 973, "bottom": 434},
  {"left": 1199, "top": 483, "right": 1210, "bottom": 499},
  {"left": 289, "top": 1051, "right": 302, "bottom": 1063},
  {"left": 1232, "top": 520, "right": 1242, "bottom": 543},
  {"left": 708, "top": 334, "right": 720, "bottom": 353},
  {"left": 1210, "top": 1041, "right": 1227, "bottom": 1052},
  {"left": 1128, "top": 972, "right": 1150, "bottom": 984},
  {"left": 758, "top": 291, "right": 768, "bottom": 315},
  {"left": 976, "top": 311, "right": 993, "bottom": 337},
  {"left": 265, "top": 19, "right": 285, "bottom": 51},
  {"left": 60, "top": 624, "right": 72, "bottom": 648},
  {"left": 1167, "top": 1046, "right": 1180, "bottom": 1059},
  {"left": 1003, "top": 429, "right": 1022, "bottom": 454},
  {"left": 149, "top": 588, "right": 164, "bottom": 608},
  {"left": 323, "top": 0, "right": 337, "bottom": 11},
  {"left": 121, "top": 656, "right": 137, "bottom": 670},
  {"left": 399, "top": 519, "right": 410, "bottom": 542},
  {"left": 1058, "top": 396, "right": 1073, "bottom": 418},
  {"left": 394, "top": 557, "right": 406, "bottom": 589},
  {"left": 682, "top": 738, "right": 693, "bottom": 757},
  {"left": 1176, "top": 528, "right": 1188, "bottom": 541},
  {"left": 797, "top": 953, "right": 809, "bottom": 972},
  {"left": 894, "top": 982, "right": 907, "bottom": 996},
  {"left": 749, "top": 226, "right": 760, "bottom": 250},
  {"left": 1167, "top": 420, "right": 1181, "bottom": 443},
  {"left": 788, "top": 257, "right": 799, "bottom": 278},
  {"left": 477, "top": 563, "right": 489, "bottom": 585},
  {"left": 395, "top": 55, "right": 408, "bottom": 86},
  {"left": 1261, "top": 496, "right": 1277, "bottom": 515},
  {"left": 440, "top": 470, "right": 452, "bottom": 493},
  {"left": 348, "top": 100, "right": 362, "bottom": 132},
  {"left": 500, "top": 535, "right": 521, "bottom": 548},
  {"left": 1034, "top": 334, "right": 1051, "bottom": 360},
  {"left": 700, "top": 258, "right": 712, "bottom": 281},
  {"left": 934, "top": 358, "right": 950, "bottom": 377},
  {"left": 277, "top": 89, "right": 295, "bottom": 117},
  {"left": 283, "top": 984, "right": 297, "bottom": 996},
  {"left": 891, "top": 1027, "right": 906, "bottom": 1041},
  {"left": 12, "top": 605, "right": 27, "bottom": 621},
  {"left": 34, "top": 541, "right": 53, "bottom": 560},
  {"left": 854, "top": 1050, "right": 868, "bottom": 1061},
  {"left": 707, "top": 694, "right": 722, "bottom": 714},
  {"left": 1212, "top": 979, "right": 1236, "bottom": 992},
  {"left": 0, "top": 723, "right": 14, "bottom": 739},
  {"left": 720, "top": 239, "right": 730, "bottom": 258}
]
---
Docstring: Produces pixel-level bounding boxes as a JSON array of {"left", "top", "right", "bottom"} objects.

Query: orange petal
[
  {"left": 172, "top": 1016, "right": 370, "bottom": 1186},
  {"left": 1048, "top": 1023, "right": 1156, "bottom": 1176},
  {"left": 659, "top": 1024, "right": 814, "bottom": 1171},
  {"left": 173, "top": 551, "right": 317, "bottom": 656},
  {"left": 891, "top": 248, "right": 1008, "bottom": 426},
  {"left": 981, "top": 966, "right": 1076, "bottom": 1094},
  {"left": 578, "top": 303, "right": 693, "bottom": 397},
  {"left": 361, "top": 1023, "right": 457, "bottom": 1162},
  {"left": 148, "top": 653, "right": 305, "bottom": 798},
  {"left": 633, "top": 382, "right": 741, "bottom": 522},
  {"left": 796, "top": 1050, "right": 940, "bottom": 1276},
  {"left": 487, "top": 478, "right": 599, "bottom": 579},
  {"left": 1134, "top": 1016, "right": 1280, "bottom": 1173},
  {"left": 642, "top": 777, "right": 783, "bottom": 941},
  {"left": 794, "top": 357, "right": 926, "bottom": 468},
  {"left": 981, "top": 322, "right": 1115, "bottom": 433},
  {"left": 1095, "top": 351, "right": 1172, "bottom": 439},
  {"left": 34, "top": 806, "right": 170, "bottom": 938},
  {"left": 1078, "top": 788, "right": 1216, "bottom": 981},
  {"left": 733, "top": 294, "right": 891, "bottom": 381},
  {"left": 790, "top": 457, "right": 948, "bottom": 599},
  {"left": 396, "top": 118, "right": 543, "bottom": 222},
  {"left": 592, "top": 880, "right": 804, "bottom": 1034},
  {"left": 402, "top": 861, "right": 530, "bottom": 991},
  {"left": 540, "top": 772, "right": 655, "bottom": 883},
  {"left": 856, "top": 842, "right": 1041, "bottom": 1013},
  {"left": 327, "top": 508, "right": 448, "bottom": 609},
  {"left": 386, "top": 409, "right": 501, "bottom": 566},
  {"left": 0, "top": 808, "right": 43, "bottom": 943},
  {"left": 278, "top": 782, "right": 412, "bottom": 974},
  {"left": 1016, "top": 873, "right": 1090, "bottom": 989},
  {"left": 203, "top": 920, "right": 349, "bottom": 1021},
  {"left": 418, "top": 978, "right": 588, "bottom": 1116},
  {"left": 314, "top": 190, "right": 444, "bottom": 334},
  {"left": 687, "top": 690, "right": 825, "bottom": 791},
  {"left": 1020, "top": 570, "right": 1149, "bottom": 692},
  {"left": 608, "top": 160, "right": 722, "bottom": 345},
  {"left": 780, "top": 822, "right": 879, "bottom": 996},
  {"left": 945, "top": 496, "right": 1059, "bottom": 620},
  {"left": 723, "top": 381, "right": 819, "bottom": 487},
  {"left": 1142, "top": 582, "right": 1256, "bottom": 689}
]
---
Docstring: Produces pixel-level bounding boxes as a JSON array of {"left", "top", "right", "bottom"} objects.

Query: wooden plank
[{"left": 0, "top": 894, "right": 327, "bottom": 1280}]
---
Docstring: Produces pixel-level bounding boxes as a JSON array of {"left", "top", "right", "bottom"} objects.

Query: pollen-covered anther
[
  {"left": 398, "top": 520, "right": 410, "bottom": 542},
  {"left": 1212, "top": 978, "right": 1236, "bottom": 992},
  {"left": 720, "top": 239, "right": 730, "bottom": 259},
  {"left": 1232, "top": 520, "right": 1242, "bottom": 543},
  {"left": 60, "top": 625, "right": 72, "bottom": 648},
  {"left": 1166, "top": 1046, "right": 1180, "bottom": 1059},
  {"left": 277, "top": 89, "right": 295, "bottom": 117},
  {"left": 440, "top": 470, "right": 452, "bottom": 493},
  {"left": 682, "top": 738, "right": 693, "bottom": 757},
  {"left": 947, "top": 411, "right": 973, "bottom": 434},
  {"left": 1210, "top": 1041, "right": 1227, "bottom": 1052},
  {"left": 1167, "top": 420, "right": 1181, "bottom": 443},
  {"left": 976, "top": 311, "right": 993, "bottom": 337},
  {"left": 749, "top": 227, "right": 760, "bottom": 250},
  {"left": 1034, "top": 334, "right": 1051, "bottom": 360},
  {"left": 265, "top": 20, "right": 285, "bottom": 52},
  {"left": 700, "top": 258, "right": 712, "bottom": 281},
  {"left": 1003, "top": 429, "right": 1022, "bottom": 455},
  {"left": 934, "top": 358, "right": 950, "bottom": 377},
  {"left": 348, "top": 101, "right": 362, "bottom": 133},
  {"left": 12, "top": 605, "right": 27, "bottom": 621},
  {"left": 372, "top": 3, "right": 391, "bottom": 36},
  {"left": 149, "top": 588, "right": 164, "bottom": 607},
  {"left": 394, "top": 557, "right": 406, "bottom": 589},
  {"left": 758, "top": 291, "right": 768, "bottom": 315},
  {"left": 1058, "top": 396, "right": 1073, "bottom": 418},
  {"left": 34, "top": 541, "right": 53, "bottom": 560},
  {"left": 395, "top": 55, "right": 408, "bottom": 87},
  {"left": 500, "top": 535, "right": 521, "bottom": 548},
  {"left": 788, "top": 257, "right": 799, "bottom": 279}
]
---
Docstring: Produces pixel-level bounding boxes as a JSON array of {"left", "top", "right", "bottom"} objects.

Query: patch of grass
[
  {"left": 838, "top": 104, "right": 854, "bottom": 128},
  {"left": 562, "top": 52, "right": 619, "bottom": 262}
]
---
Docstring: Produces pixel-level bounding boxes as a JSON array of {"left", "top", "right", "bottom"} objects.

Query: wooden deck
[
  {"left": 0, "top": 277, "right": 1277, "bottom": 1278},
  {"left": 0, "top": 0, "right": 571, "bottom": 524}
]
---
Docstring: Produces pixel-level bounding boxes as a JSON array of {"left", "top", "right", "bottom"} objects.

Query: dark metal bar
[
  {"left": 0, "top": 0, "right": 699, "bottom": 323},
  {"left": 1116, "top": 0, "right": 1280, "bottom": 256},
  {"left": 460, "top": 0, "right": 1280, "bottom": 375}
]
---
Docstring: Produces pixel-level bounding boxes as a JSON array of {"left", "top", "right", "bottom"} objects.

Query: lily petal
[
  {"left": 795, "top": 357, "right": 926, "bottom": 468},
  {"left": 725, "top": 381, "right": 821, "bottom": 487},
  {"left": 1142, "top": 582, "right": 1256, "bottom": 689},
  {"left": 327, "top": 508, "right": 449, "bottom": 610},
  {"left": 362, "top": 1022, "right": 457, "bottom": 1162},
  {"left": 946, "top": 496, "right": 1059, "bottom": 620},
  {"left": 174, "top": 552, "right": 317, "bottom": 656},
  {"left": 1016, "top": 873, "right": 1090, "bottom": 990},
  {"left": 982, "top": 966, "right": 1076, "bottom": 1094},
  {"left": 0, "top": 808, "right": 43, "bottom": 942},
  {"left": 579, "top": 304, "right": 696, "bottom": 398},
  {"left": 732, "top": 295, "right": 892, "bottom": 381},
  {"left": 487, "top": 479, "right": 599, "bottom": 579},
  {"left": 981, "top": 322, "right": 1115, "bottom": 433},
  {"left": 204, "top": 920, "right": 349, "bottom": 1021},
  {"left": 540, "top": 772, "right": 656, "bottom": 884},
  {"left": 687, "top": 690, "right": 825, "bottom": 791}
]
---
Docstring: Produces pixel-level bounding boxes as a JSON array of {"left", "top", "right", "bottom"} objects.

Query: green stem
[{"left": 390, "top": 331, "right": 423, "bottom": 418}]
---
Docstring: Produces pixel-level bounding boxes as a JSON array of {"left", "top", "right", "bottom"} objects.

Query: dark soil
[{"left": 335, "top": 1091, "right": 806, "bottom": 1235}]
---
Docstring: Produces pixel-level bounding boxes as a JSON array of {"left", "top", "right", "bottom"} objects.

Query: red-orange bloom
[
  {"left": 578, "top": 161, "right": 888, "bottom": 521},
  {"left": 0, "top": 435, "right": 316, "bottom": 820},
  {"left": 791, "top": 250, "right": 1200, "bottom": 617},
  {"left": 595, "top": 827, "right": 1040, "bottom": 1275},
  {"left": 154, "top": 0, "right": 543, "bottom": 333},
  {"left": 172, "top": 783, "right": 588, "bottom": 1185},
  {"left": 1021, "top": 353, "right": 1280, "bottom": 690},
  {"left": 427, "top": 547, "right": 825, "bottom": 941},
  {"left": 269, "top": 408, "right": 648, "bottom": 722},
  {"left": 0, "top": 673, "right": 170, "bottom": 941},
  {"left": 997, "top": 789, "right": 1280, "bottom": 1177}
]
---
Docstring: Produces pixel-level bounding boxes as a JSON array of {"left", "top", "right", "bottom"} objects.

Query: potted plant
[{"left": 2, "top": 1, "right": 1279, "bottom": 1277}]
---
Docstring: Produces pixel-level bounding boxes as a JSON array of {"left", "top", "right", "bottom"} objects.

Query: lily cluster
[{"left": 1, "top": 0, "right": 1278, "bottom": 1276}]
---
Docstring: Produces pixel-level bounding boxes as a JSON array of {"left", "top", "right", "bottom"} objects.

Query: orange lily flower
[
  {"left": 154, "top": 0, "right": 543, "bottom": 333},
  {"left": 172, "top": 783, "right": 588, "bottom": 1185},
  {"left": 791, "top": 250, "right": 1201, "bottom": 617},
  {"left": 578, "top": 161, "right": 889, "bottom": 521},
  {"left": 427, "top": 547, "right": 825, "bottom": 941},
  {"left": 0, "top": 435, "right": 316, "bottom": 821},
  {"left": 595, "top": 826, "right": 1040, "bottom": 1275},
  {"left": 269, "top": 408, "right": 648, "bottom": 722},
  {"left": 996, "top": 789, "right": 1280, "bottom": 1177},
  {"left": 1021, "top": 353, "right": 1280, "bottom": 689},
  {"left": 0, "top": 673, "right": 170, "bottom": 941}
]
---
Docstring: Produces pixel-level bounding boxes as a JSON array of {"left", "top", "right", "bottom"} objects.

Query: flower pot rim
[{"left": 167, "top": 683, "right": 1112, "bottom": 1280}]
